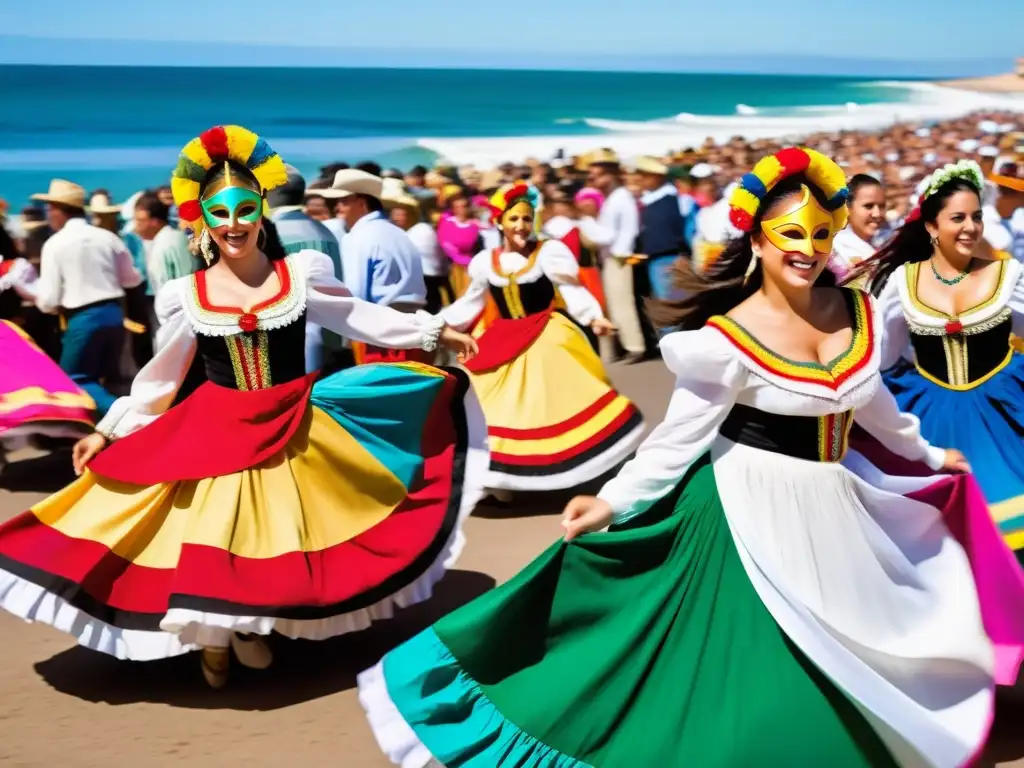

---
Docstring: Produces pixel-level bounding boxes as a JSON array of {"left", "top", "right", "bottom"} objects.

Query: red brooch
[
  {"left": 239, "top": 313, "right": 259, "bottom": 333},
  {"left": 945, "top": 320, "right": 963, "bottom": 335}
]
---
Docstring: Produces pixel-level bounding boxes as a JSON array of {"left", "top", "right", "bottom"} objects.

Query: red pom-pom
[
  {"left": 178, "top": 200, "right": 202, "bottom": 222},
  {"left": 905, "top": 206, "right": 921, "bottom": 223},
  {"left": 503, "top": 183, "right": 530, "bottom": 206},
  {"left": 238, "top": 313, "right": 259, "bottom": 333},
  {"left": 774, "top": 147, "right": 811, "bottom": 177},
  {"left": 945, "top": 320, "right": 963, "bottom": 335},
  {"left": 200, "top": 126, "right": 229, "bottom": 161},
  {"left": 729, "top": 207, "right": 754, "bottom": 232}
]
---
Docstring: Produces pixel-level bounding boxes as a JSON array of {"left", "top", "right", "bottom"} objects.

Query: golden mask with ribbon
[{"left": 759, "top": 185, "right": 839, "bottom": 259}]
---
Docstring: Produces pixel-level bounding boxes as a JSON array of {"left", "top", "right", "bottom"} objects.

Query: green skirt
[{"left": 372, "top": 455, "right": 898, "bottom": 766}]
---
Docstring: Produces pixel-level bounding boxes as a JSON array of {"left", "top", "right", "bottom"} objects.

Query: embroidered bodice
[
  {"left": 595, "top": 287, "right": 944, "bottom": 524},
  {"left": 440, "top": 240, "right": 604, "bottom": 331},
  {"left": 880, "top": 260, "right": 1024, "bottom": 389},
  {"left": 94, "top": 250, "right": 445, "bottom": 440},
  {"left": 485, "top": 247, "right": 557, "bottom": 320},
  {"left": 183, "top": 257, "right": 308, "bottom": 390}
]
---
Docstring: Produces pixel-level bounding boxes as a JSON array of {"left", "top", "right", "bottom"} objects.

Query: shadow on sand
[
  {"left": 33, "top": 569, "right": 495, "bottom": 711},
  {"left": 471, "top": 473, "right": 613, "bottom": 521}
]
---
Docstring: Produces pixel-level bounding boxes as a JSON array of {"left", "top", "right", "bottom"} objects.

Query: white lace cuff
[{"left": 417, "top": 310, "right": 446, "bottom": 352}]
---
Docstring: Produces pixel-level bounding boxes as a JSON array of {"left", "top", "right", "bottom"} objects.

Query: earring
[
  {"left": 200, "top": 229, "right": 215, "bottom": 265},
  {"left": 743, "top": 248, "right": 760, "bottom": 284}
]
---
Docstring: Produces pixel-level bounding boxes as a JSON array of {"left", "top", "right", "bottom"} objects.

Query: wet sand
[
  {"left": 1, "top": 358, "right": 1022, "bottom": 767},
  {"left": 937, "top": 73, "right": 1024, "bottom": 94}
]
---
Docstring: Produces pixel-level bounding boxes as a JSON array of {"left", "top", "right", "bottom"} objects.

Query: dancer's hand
[
  {"left": 941, "top": 448, "right": 971, "bottom": 474},
  {"left": 562, "top": 495, "right": 613, "bottom": 541},
  {"left": 590, "top": 317, "right": 616, "bottom": 337},
  {"left": 72, "top": 433, "right": 107, "bottom": 476},
  {"left": 440, "top": 327, "right": 479, "bottom": 363}
]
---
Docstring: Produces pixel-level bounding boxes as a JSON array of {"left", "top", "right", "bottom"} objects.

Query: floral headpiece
[
  {"left": 728, "top": 147, "right": 849, "bottom": 233},
  {"left": 486, "top": 182, "right": 542, "bottom": 226},
  {"left": 904, "top": 159, "right": 985, "bottom": 224},
  {"left": 170, "top": 125, "right": 289, "bottom": 237}
]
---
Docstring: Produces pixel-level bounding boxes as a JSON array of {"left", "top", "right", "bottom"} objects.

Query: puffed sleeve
[
  {"left": 299, "top": 250, "right": 444, "bottom": 351},
  {"left": 875, "top": 271, "right": 913, "bottom": 370},
  {"left": 539, "top": 239, "right": 603, "bottom": 326},
  {"left": 440, "top": 251, "right": 490, "bottom": 332},
  {"left": 853, "top": 291, "right": 944, "bottom": 471},
  {"left": 1009, "top": 264, "right": 1024, "bottom": 337},
  {"left": 94, "top": 281, "right": 197, "bottom": 440},
  {"left": 3, "top": 258, "right": 38, "bottom": 301},
  {"left": 597, "top": 328, "right": 746, "bottom": 524}
]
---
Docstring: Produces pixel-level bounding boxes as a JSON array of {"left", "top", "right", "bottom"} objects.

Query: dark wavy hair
[
  {"left": 863, "top": 177, "right": 981, "bottom": 296},
  {"left": 194, "top": 160, "right": 287, "bottom": 266},
  {"left": 647, "top": 174, "right": 837, "bottom": 331}
]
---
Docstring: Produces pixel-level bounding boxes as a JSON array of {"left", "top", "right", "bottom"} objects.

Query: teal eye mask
[{"left": 201, "top": 187, "right": 263, "bottom": 229}]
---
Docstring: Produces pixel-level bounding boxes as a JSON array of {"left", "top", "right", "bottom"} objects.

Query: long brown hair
[{"left": 647, "top": 175, "right": 837, "bottom": 331}]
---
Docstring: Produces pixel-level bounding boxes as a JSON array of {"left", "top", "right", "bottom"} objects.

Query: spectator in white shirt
[
  {"left": 31, "top": 179, "right": 142, "bottom": 416},
  {"left": 587, "top": 151, "right": 646, "bottom": 363},
  {"left": 382, "top": 178, "right": 452, "bottom": 313}
]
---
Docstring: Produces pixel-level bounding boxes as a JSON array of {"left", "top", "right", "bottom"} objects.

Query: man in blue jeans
[{"left": 32, "top": 179, "right": 142, "bottom": 416}]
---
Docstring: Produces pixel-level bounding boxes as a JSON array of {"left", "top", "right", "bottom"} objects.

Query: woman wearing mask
[
  {"left": 865, "top": 159, "right": 1024, "bottom": 561},
  {"left": 359, "top": 148, "right": 1023, "bottom": 768},
  {"left": 0, "top": 126, "right": 486, "bottom": 688}
]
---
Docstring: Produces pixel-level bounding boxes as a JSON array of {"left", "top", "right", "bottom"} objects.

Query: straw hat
[
  {"left": 634, "top": 156, "right": 669, "bottom": 176},
  {"left": 31, "top": 179, "right": 86, "bottom": 209},
  {"left": 478, "top": 169, "right": 505, "bottom": 193},
  {"left": 587, "top": 148, "right": 620, "bottom": 167},
  {"left": 88, "top": 192, "right": 123, "bottom": 215},
  {"left": 380, "top": 178, "right": 420, "bottom": 210},
  {"left": 327, "top": 169, "right": 383, "bottom": 200}
]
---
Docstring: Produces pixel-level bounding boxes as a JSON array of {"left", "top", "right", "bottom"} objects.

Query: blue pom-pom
[
  {"left": 826, "top": 187, "right": 850, "bottom": 211},
  {"left": 740, "top": 172, "right": 767, "bottom": 199},
  {"left": 246, "top": 138, "right": 276, "bottom": 169}
]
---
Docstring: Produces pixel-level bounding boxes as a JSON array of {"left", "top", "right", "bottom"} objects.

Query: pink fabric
[
  {"left": 0, "top": 320, "right": 94, "bottom": 436},
  {"left": 437, "top": 214, "right": 483, "bottom": 267},
  {"left": 851, "top": 429, "right": 1024, "bottom": 687},
  {"left": 573, "top": 187, "right": 605, "bottom": 210}
]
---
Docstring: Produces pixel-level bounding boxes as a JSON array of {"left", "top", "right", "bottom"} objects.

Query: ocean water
[{"left": 1, "top": 65, "right": 1022, "bottom": 208}]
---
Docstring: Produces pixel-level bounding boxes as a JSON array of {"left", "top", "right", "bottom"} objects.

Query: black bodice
[
  {"left": 909, "top": 318, "right": 1013, "bottom": 388},
  {"left": 488, "top": 277, "right": 556, "bottom": 320},
  {"left": 0, "top": 288, "right": 22, "bottom": 322},
  {"left": 195, "top": 313, "right": 308, "bottom": 390},
  {"left": 719, "top": 403, "right": 854, "bottom": 463}
]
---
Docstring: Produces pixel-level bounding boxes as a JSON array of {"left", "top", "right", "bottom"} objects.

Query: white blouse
[
  {"left": 597, "top": 290, "right": 946, "bottom": 524},
  {"left": 441, "top": 239, "right": 605, "bottom": 331},
  {"left": 0, "top": 257, "right": 39, "bottom": 301},
  {"left": 95, "top": 250, "right": 444, "bottom": 440},
  {"left": 876, "top": 258, "right": 1024, "bottom": 369}
]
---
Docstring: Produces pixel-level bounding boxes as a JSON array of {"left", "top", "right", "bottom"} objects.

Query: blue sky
[{"left": 1, "top": 0, "right": 1021, "bottom": 73}]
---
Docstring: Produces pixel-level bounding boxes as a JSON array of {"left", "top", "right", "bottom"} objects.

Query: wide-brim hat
[
  {"left": 31, "top": 179, "right": 86, "bottom": 209},
  {"left": 587, "top": 148, "right": 620, "bottom": 167},
  {"left": 380, "top": 178, "right": 419, "bottom": 209},
  {"left": 634, "top": 156, "right": 669, "bottom": 176},
  {"left": 991, "top": 174, "right": 1024, "bottom": 193},
  {"left": 88, "top": 193, "right": 123, "bottom": 215},
  {"left": 328, "top": 168, "right": 383, "bottom": 200}
]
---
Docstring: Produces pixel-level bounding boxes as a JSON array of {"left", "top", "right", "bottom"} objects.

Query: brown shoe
[{"left": 200, "top": 648, "right": 229, "bottom": 689}]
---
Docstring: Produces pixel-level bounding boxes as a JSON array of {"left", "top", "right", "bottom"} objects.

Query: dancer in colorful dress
[
  {"left": 0, "top": 126, "right": 488, "bottom": 688},
  {"left": 0, "top": 250, "right": 93, "bottom": 462},
  {"left": 864, "top": 159, "right": 1024, "bottom": 561},
  {"left": 439, "top": 182, "right": 643, "bottom": 496},
  {"left": 359, "top": 148, "right": 1024, "bottom": 768}
]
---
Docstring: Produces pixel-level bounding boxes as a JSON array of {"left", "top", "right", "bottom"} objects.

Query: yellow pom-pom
[
  {"left": 251, "top": 154, "right": 289, "bottom": 193},
  {"left": 170, "top": 177, "right": 201, "bottom": 211},
  {"left": 805, "top": 149, "right": 847, "bottom": 198},
  {"left": 752, "top": 154, "right": 784, "bottom": 188},
  {"left": 832, "top": 207, "right": 849, "bottom": 232},
  {"left": 181, "top": 138, "right": 213, "bottom": 170},
  {"left": 730, "top": 187, "right": 761, "bottom": 217},
  {"left": 224, "top": 126, "right": 259, "bottom": 168}
]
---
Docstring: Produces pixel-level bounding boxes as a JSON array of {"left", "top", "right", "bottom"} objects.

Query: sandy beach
[{"left": 937, "top": 72, "right": 1024, "bottom": 94}]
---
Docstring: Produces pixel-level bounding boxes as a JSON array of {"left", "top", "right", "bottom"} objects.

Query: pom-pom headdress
[
  {"left": 171, "top": 125, "right": 289, "bottom": 236},
  {"left": 728, "top": 147, "right": 849, "bottom": 234},
  {"left": 486, "top": 182, "right": 542, "bottom": 227}
]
